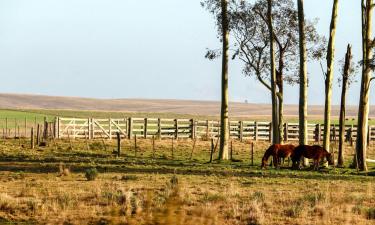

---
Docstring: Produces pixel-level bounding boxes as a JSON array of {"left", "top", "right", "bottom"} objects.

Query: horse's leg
[
  {"left": 273, "top": 155, "right": 278, "bottom": 168},
  {"left": 314, "top": 159, "right": 319, "bottom": 171}
]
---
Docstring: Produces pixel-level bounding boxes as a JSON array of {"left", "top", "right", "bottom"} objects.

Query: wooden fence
[{"left": 56, "top": 117, "right": 375, "bottom": 143}]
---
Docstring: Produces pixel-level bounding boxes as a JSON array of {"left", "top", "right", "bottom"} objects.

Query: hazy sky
[{"left": 0, "top": 0, "right": 373, "bottom": 105}]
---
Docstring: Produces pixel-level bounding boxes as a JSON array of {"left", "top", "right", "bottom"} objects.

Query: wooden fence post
[
  {"left": 24, "top": 117, "right": 27, "bottom": 138},
  {"left": 171, "top": 137, "right": 174, "bottom": 160},
  {"left": 128, "top": 117, "right": 133, "bottom": 139},
  {"left": 350, "top": 124, "right": 354, "bottom": 146},
  {"left": 157, "top": 118, "right": 162, "bottom": 140},
  {"left": 230, "top": 140, "right": 233, "bottom": 160},
  {"left": 87, "top": 118, "right": 91, "bottom": 140},
  {"left": 108, "top": 118, "right": 112, "bottom": 140},
  {"left": 190, "top": 119, "right": 196, "bottom": 139},
  {"left": 254, "top": 122, "right": 258, "bottom": 141},
  {"left": 175, "top": 119, "right": 179, "bottom": 139},
  {"left": 116, "top": 132, "right": 121, "bottom": 157},
  {"left": 239, "top": 121, "right": 243, "bottom": 142},
  {"left": 209, "top": 138, "right": 214, "bottom": 163},
  {"left": 31, "top": 127, "right": 34, "bottom": 149},
  {"left": 152, "top": 135, "right": 156, "bottom": 158},
  {"left": 56, "top": 117, "right": 60, "bottom": 139},
  {"left": 36, "top": 124, "right": 40, "bottom": 146},
  {"left": 144, "top": 118, "right": 148, "bottom": 139},
  {"left": 206, "top": 120, "right": 210, "bottom": 139},
  {"left": 134, "top": 135, "right": 137, "bottom": 157}
]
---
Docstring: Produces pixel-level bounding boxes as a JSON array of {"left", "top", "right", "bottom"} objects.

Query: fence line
[{"left": 56, "top": 117, "right": 375, "bottom": 143}]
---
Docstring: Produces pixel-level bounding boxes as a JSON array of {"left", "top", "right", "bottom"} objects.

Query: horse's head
[
  {"left": 261, "top": 156, "right": 268, "bottom": 169},
  {"left": 326, "top": 153, "right": 334, "bottom": 165}
]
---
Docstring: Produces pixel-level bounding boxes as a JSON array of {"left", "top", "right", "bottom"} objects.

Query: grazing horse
[
  {"left": 292, "top": 145, "right": 334, "bottom": 170},
  {"left": 261, "top": 144, "right": 296, "bottom": 169}
]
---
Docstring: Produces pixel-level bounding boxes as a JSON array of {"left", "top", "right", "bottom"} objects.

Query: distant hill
[{"left": 0, "top": 93, "right": 373, "bottom": 119}]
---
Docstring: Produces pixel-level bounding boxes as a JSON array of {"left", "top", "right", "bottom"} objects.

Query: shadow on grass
[{"left": 0, "top": 159, "right": 373, "bottom": 182}]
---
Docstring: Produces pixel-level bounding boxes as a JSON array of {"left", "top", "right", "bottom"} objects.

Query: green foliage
[{"left": 85, "top": 168, "right": 98, "bottom": 181}]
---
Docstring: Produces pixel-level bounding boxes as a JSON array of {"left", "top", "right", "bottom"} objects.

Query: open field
[
  {"left": 1, "top": 93, "right": 375, "bottom": 121},
  {"left": 0, "top": 108, "right": 374, "bottom": 131},
  {"left": 0, "top": 137, "right": 374, "bottom": 224}
]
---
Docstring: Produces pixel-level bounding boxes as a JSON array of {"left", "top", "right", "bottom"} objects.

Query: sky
[{"left": 0, "top": 0, "right": 373, "bottom": 105}]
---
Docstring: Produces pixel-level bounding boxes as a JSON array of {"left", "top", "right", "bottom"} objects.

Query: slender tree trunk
[
  {"left": 267, "top": 0, "right": 279, "bottom": 144},
  {"left": 278, "top": 94, "right": 284, "bottom": 144},
  {"left": 338, "top": 44, "right": 352, "bottom": 167},
  {"left": 277, "top": 54, "right": 285, "bottom": 144},
  {"left": 323, "top": 0, "right": 340, "bottom": 154},
  {"left": 219, "top": 0, "right": 229, "bottom": 160},
  {"left": 297, "top": 0, "right": 309, "bottom": 166},
  {"left": 355, "top": 0, "right": 373, "bottom": 171}
]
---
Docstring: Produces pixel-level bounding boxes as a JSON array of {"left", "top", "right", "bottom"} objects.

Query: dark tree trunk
[{"left": 338, "top": 44, "right": 352, "bottom": 167}]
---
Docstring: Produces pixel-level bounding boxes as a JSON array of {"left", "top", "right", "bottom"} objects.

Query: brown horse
[
  {"left": 292, "top": 145, "right": 334, "bottom": 170},
  {"left": 261, "top": 144, "right": 296, "bottom": 169}
]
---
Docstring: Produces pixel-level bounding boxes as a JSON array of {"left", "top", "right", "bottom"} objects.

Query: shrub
[{"left": 85, "top": 168, "right": 98, "bottom": 181}]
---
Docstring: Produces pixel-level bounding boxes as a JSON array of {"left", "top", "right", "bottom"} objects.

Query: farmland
[{"left": 0, "top": 134, "right": 374, "bottom": 224}]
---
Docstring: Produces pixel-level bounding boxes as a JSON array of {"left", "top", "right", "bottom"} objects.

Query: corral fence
[{"left": 55, "top": 117, "right": 375, "bottom": 143}]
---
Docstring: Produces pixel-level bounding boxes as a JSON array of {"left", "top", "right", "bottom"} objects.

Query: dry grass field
[
  {"left": 0, "top": 137, "right": 374, "bottom": 224},
  {"left": 1, "top": 93, "right": 374, "bottom": 120}
]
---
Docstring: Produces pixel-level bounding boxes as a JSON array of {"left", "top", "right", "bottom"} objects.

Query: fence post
[
  {"left": 251, "top": 142, "right": 254, "bottom": 166},
  {"left": 31, "top": 127, "right": 34, "bottom": 149},
  {"left": 209, "top": 138, "right": 214, "bottom": 163},
  {"left": 254, "top": 122, "right": 258, "bottom": 141},
  {"left": 24, "top": 117, "right": 27, "bottom": 138},
  {"left": 175, "top": 119, "right": 179, "bottom": 139},
  {"left": 36, "top": 124, "right": 40, "bottom": 146},
  {"left": 108, "top": 118, "right": 112, "bottom": 140},
  {"left": 190, "top": 119, "right": 195, "bottom": 139},
  {"left": 268, "top": 122, "right": 272, "bottom": 143},
  {"left": 206, "top": 120, "right": 210, "bottom": 139},
  {"left": 157, "top": 118, "right": 161, "bottom": 140},
  {"left": 144, "top": 118, "right": 148, "bottom": 139},
  {"left": 87, "top": 118, "right": 91, "bottom": 140},
  {"left": 239, "top": 121, "right": 243, "bottom": 142},
  {"left": 116, "top": 132, "right": 121, "bottom": 157},
  {"left": 56, "top": 117, "right": 60, "bottom": 139},
  {"left": 350, "top": 124, "right": 354, "bottom": 146},
  {"left": 284, "top": 122, "right": 289, "bottom": 142},
  {"left": 128, "top": 117, "right": 133, "bottom": 139}
]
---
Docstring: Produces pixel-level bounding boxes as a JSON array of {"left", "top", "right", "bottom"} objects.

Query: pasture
[{"left": 0, "top": 133, "right": 374, "bottom": 224}]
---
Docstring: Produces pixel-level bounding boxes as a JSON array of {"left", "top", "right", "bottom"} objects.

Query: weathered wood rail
[{"left": 55, "top": 117, "right": 375, "bottom": 143}]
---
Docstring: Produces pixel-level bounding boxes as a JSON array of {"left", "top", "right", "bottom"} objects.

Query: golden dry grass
[{"left": 0, "top": 138, "right": 374, "bottom": 224}]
